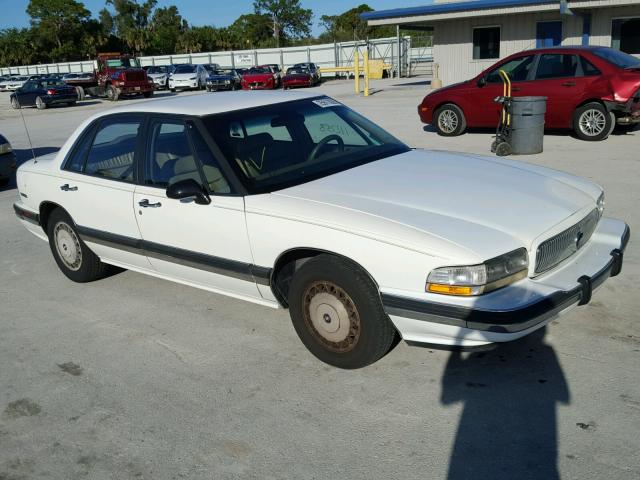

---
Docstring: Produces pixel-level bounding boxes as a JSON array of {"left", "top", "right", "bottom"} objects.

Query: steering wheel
[{"left": 307, "top": 134, "right": 345, "bottom": 163}]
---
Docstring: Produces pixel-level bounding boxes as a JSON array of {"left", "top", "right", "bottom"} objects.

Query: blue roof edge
[{"left": 360, "top": 0, "right": 560, "bottom": 21}]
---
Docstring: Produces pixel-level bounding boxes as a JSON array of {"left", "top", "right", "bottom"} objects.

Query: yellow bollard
[
  {"left": 354, "top": 50, "right": 360, "bottom": 94},
  {"left": 363, "top": 49, "right": 369, "bottom": 97}
]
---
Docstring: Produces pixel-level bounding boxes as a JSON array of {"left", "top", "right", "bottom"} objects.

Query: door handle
[
  {"left": 511, "top": 87, "right": 521, "bottom": 92},
  {"left": 138, "top": 199, "right": 162, "bottom": 208},
  {"left": 60, "top": 183, "right": 78, "bottom": 191},
  {"left": 561, "top": 81, "right": 576, "bottom": 87}
]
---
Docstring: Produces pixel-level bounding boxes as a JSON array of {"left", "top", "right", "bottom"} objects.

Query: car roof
[
  {"left": 96, "top": 90, "right": 321, "bottom": 117},
  {"left": 520, "top": 45, "right": 612, "bottom": 55}
]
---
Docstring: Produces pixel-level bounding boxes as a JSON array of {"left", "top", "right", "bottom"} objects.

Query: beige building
[{"left": 362, "top": 0, "right": 640, "bottom": 85}]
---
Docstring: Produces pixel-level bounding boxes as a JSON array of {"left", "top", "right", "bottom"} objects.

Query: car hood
[
  {"left": 262, "top": 149, "right": 601, "bottom": 262},
  {"left": 208, "top": 75, "right": 233, "bottom": 81},
  {"left": 148, "top": 73, "right": 167, "bottom": 79},
  {"left": 243, "top": 73, "right": 273, "bottom": 82}
]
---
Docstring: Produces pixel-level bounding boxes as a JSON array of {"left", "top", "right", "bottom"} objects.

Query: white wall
[{"left": 433, "top": 5, "right": 639, "bottom": 85}]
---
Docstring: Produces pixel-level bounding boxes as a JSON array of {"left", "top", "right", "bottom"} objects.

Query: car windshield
[
  {"left": 593, "top": 48, "right": 640, "bottom": 69},
  {"left": 64, "top": 73, "right": 78, "bottom": 78},
  {"left": 174, "top": 65, "right": 196, "bottom": 74},
  {"left": 40, "top": 79, "right": 65, "bottom": 87},
  {"left": 212, "top": 69, "right": 233, "bottom": 75},
  {"left": 147, "top": 66, "right": 167, "bottom": 73},
  {"left": 105, "top": 57, "right": 140, "bottom": 69},
  {"left": 249, "top": 67, "right": 269, "bottom": 74},
  {"left": 202, "top": 97, "right": 409, "bottom": 194},
  {"left": 287, "top": 68, "right": 308, "bottom": 75}
]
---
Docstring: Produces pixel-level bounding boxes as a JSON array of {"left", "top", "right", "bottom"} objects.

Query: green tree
[
  {"left": 104, "top": 0, "right": 157, "bottom": 54},
  {"left": 318, "top": 4, "right": 395, "bottom": 42},
  {"left": 149, "top": 6, "right": 185, "bottom": 54},
  {"left": 253, "top": 0, "right": 312, "bottom": 47},
  {"left": 27, "top": 0, "right": 91, "bottom": 60},
  {"left": 228, "top": 13, "right": 273, "bottom": 49},
  {"left": 0, "top": 28, "right": 39, "bottom": 66}
]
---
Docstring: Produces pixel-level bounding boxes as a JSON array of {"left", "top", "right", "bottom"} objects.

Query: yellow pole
[
  {"left": 363, "top": 49, "right": 369, "bottom": 97},
  {"left": 354, "top": 50, "right": 360, "bottom": 94}
]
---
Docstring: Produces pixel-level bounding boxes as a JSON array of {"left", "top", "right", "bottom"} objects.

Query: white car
[
  {"left": 145, "top": 66, "right": 170, "bottom": 90},
  {"left": 1, "top": 76, "right": 29, "bottom": 91},
  {"left": 168, "top": 64, "right": 207, "bottom": 91},
  {"left": 13, "top": 92, "right": 629, "bottom": 368}
]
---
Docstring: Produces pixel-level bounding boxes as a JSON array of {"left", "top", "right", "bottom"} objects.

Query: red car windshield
[{"left": 248, "top": 67, "right": 270, "bottom": 74}]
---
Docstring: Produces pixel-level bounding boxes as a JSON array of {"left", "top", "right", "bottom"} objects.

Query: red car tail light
[{"left": 46, "top": 89, "right": 56, "bottom": 95}]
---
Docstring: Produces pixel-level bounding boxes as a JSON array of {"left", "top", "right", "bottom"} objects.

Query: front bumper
[
  {"left": 383, "top": 217, "right": 630, "bottom": 346},
  {"left": 170, "top": 81, "right": 198, "bottom": 90}
]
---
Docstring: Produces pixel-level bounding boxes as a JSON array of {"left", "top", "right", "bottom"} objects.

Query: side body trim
[{"left": 14, "top": 203, "right": 40, "bottom": 226}]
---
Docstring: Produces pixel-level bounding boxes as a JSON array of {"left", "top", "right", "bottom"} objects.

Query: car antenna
[{"left": 15, "top": 94, "right": 38, "bottom": 163}]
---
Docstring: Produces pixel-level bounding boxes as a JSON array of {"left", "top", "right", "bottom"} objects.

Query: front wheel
[
  {"left": 10, "top": 96, "right": 20, "bottom": 109},
  {"left": 573, "top": 102, "right": 613, "bottom": 141},
  {"left": 106, "top": 84, "right": 119, "bottom": 101},
  {"left": 143, "top": 91, "right": 153, "bottom": 98},
  {"left": 288, "top": 254, "right": 397, "bottom": 369},
  {"left": 433, "top": 103, "right": 466, "bottom": 136},
  {"left": 47, "top": 209, "right": 110, "bottom": 283}
]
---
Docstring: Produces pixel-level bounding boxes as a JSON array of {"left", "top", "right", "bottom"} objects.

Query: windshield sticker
[{"left": 313, "top": 98, "right": 341, "bottom": 108}]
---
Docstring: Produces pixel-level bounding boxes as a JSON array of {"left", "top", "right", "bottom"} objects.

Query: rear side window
[
  {"left": 535, "top": 54, "right": 579, "bottom": 79},
  {"left": 65, "top": 128, "right": 95, "bottom": 172},
  {"left": 84, "top": 119, "right": 141, "bottom": 182},
  {"left": 580, "top": 56, "right": 601, "bottom": 76},
  {"left": 486, "top": 55, "right": 535, "bottom": 83}
]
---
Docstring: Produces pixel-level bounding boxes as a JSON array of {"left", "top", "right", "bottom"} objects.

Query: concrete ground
[{"left": 0, "top": 78, "right": 639, "bottom": 480}]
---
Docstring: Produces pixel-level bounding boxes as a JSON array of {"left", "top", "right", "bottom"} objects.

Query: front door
[
  {"left": 470, "top": 54, "right": 536, "bottom": 127},
  {"left": 133, "top": 117, "right": 262, "bottom": 301}
]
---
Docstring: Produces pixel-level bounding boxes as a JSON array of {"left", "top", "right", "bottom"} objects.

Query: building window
[
  {"left": 612, "top": 18, "right": 640, "bottom": 54},
  {"left": 473, "top": 26, "right": 500, "bottom": 60}
]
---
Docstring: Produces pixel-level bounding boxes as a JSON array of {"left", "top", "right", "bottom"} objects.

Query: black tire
[
  {"left": 495, "top": 142, "right": 512, "bottom": 156},
  {"left": 143, "top": 91, "right": 153, "bottom": 98},
  {"left": 35, "top": 96, "right": 47, "bottom": 110},
  {"left": 573, "top": 102, "right": 613, "bottom": 141},
  {"left": 288, "top": 254, "right": 397, "bottom": 369},
  {"left": 0, "top": 177, "right": 10, "bottom": 186},
  {"left": 433, "top": 103, "right": 466, "bottom": 136},
  {"left": 10, "top": 96, "right": 20, "bottom": 109},
  {"left": 106, "top": 84, "right": 119, "bottom": 101},
  {"left": 47, "top": 209, "right": 109, "bottom": 283},
  {"left": 614, "top": 123, "right": 637, "bottom": 133},
  {"left": 67, "top": 101, "right": 76, "bottom": 107},
  {"left": 170, "top": 88, "right": 176, "bottom": 93}
]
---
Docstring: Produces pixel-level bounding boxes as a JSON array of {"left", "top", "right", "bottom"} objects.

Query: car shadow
[
  {"left": 441, "top": 326, "right": 570, "bottom": 480},
  {"left": 0, "top": 147, "right": 60, "bottom": 192}
]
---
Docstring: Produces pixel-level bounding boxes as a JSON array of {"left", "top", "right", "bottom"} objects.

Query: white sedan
[
  {"left": 168, "top": 64, "right": 207, "bottom": 91},
  {"left": 13, "top": 91, "right": 629, "bottom": 368}
]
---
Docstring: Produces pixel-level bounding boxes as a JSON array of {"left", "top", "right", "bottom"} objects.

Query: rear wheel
[
  {"left": 10, "top": 96, "right": 20, "bottom": 109},
  {"left": 47, "top": 209, "right": 109, "bottom": 283},
  {"left": 35, "top": 96, "right": 47, "bottom": 110},
  {"left": 434, "top": 103, "right": 466, "bottom": 136},
  {"left": 288, "top": 254, "right": 397, "bottom": 369},
  {"left": 573, "top": 102, "right": 612, "bottom": 141},
  {"left": 75, "top": 86, "right": 85, "bottom": 101}
]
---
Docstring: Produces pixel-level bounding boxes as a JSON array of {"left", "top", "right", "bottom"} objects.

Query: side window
[
  {"left": 64, "top": 127, "right": 95, "bottom": 172},
  {"left": 189, "top": 123, "right": 231, "bottom": 194},
  {"left": 304, "top": 109, "right": 368, "bottom": 146},
  {"left": 535, "top": 54, "right": 579, "bottom": 80},
  {"left": 146, "top": 120, "right": 199, "bottom": 188},
  {"left": 580, "top": 56, "right": 601, "bottom": 76},
  {"left": 85, "top": 118, "right": 140, "bottom": 182},
  {"left": 486, "top": 55, "right": 535, "bottom": 83}
]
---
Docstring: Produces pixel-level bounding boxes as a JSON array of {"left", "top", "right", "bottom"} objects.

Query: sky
[{"left": 0, "top": 0, "right": 432, "bottom": 35}]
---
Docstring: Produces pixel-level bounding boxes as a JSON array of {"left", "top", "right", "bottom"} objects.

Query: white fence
[{"left": 0, "top": 36, "right": 429, "bottom": 78}]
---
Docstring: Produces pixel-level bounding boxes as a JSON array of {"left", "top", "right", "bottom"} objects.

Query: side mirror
[
  {"left": 166, "top": 178, "right": 211, "bottom": 205},
  {"left": 477, "top": 77, "right": 487, "bottom": 88}
]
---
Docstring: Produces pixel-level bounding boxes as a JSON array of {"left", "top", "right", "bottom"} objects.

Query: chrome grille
[{"left": 535, "top": 208, "right": 600, "bottom": 274}]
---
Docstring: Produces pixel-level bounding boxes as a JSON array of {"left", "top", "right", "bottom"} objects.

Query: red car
[
  {"left": 282, "top": 67, "right": 314, "bottom": 89},
  {"left": 419, "top": 46, "right": 640, "bottom": 141},
  {"left": 241, "top": 66, "right": 277, "bottom": 90}
]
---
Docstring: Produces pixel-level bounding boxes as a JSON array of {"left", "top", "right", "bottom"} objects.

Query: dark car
[
  {"left": 206, "top": 68, "right": 241, "bottom": 92},
  {"left": 10, "top": 78, "right": 78, "bottom": 110},
  {"left": 234, "top": 68, "right": 249, "bottom": 78},
  {"left": 282, "top": 67, "right": 314, "bottom": 89},
  {"left": 0, "top": 134, "right": 16, "bottom": 186},
  {"left": 419, "top": 46, "right": 640, "bottom": 141},
  {"left": 293, "top": 62, "right": 321, "bottom": 84}
]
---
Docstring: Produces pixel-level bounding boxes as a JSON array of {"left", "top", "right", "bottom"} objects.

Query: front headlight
[
  {"left": 426, "top": 248, "right": 529, "bottom": 296},
  {"left": 190, "top": 76, "right": 197, "bottom": 80},
  {"left": 0, "top": 142, "right": 12, "bottom": 154},
  {"left": 597, "top": 192, "right": 605, "bottom": 217}
]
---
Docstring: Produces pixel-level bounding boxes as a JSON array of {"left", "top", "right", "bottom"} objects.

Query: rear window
[{"left": 593, "top": 48, "right": 640, "bottom": 69}]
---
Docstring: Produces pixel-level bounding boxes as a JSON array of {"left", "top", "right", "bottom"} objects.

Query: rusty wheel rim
[{"left": 302, "top": 281, "right": 361, "bottom": 353}]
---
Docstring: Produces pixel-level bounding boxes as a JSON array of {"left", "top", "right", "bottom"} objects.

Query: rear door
[
  {"left": 525, "top": 53, "right": 588, "bottom": 128},
  {"left": 469, "top": 54, "right": 537, "bottom": 127}
]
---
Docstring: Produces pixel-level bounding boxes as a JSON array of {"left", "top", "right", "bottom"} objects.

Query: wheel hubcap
[
  {"left": 579, "top": 109, "right": 606, "bottom": 136},
  {"left": 438, "top": 109, "right": 458, "bottom": 133},
  {"left": 303, "top": 281, "right": 361, "bottom": 353},
  {"left": 54, "top": 222, "right": 82, "bottom": 271}
]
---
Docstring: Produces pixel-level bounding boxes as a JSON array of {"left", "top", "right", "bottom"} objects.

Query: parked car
[
  {"left": 13, "top": 91, "right": 629, "bottom": 368},
  {"left": 2, "top": 76, "right": 30, "bottom": 91},
  {"left": 262, "top": 64, "right": 282, "bottom": 87},
  {"left": 0, "top": 133, "right": 16, "bottom": 186},
  {"left": 202, "top": 63, "right": 222, "bottom": 75},
  {"left": 205, "top": 68, "right": 241, "bottom": 92},
  {"left": 419, "top": 46, "right": 640, "bottom": 141},
  {"left": 169, "top": 64, "right": 208, "bottom": 91},
  {"left": 234, "top": 68, "right": 249, "bottom": 78},
  {"left": 145, "top": 65, "right": 170, "bottom": 90},
  {"left": 241, "top": 66, "right": 277, "bottom": 90},
  {"left": 10, "top": 78, "right": 78, "bottom": 110},
  {"left": 293, "top": 62, "right": 321, "bottom": 84},
  {"left": 282, "top": 67, "right": 315, "bottom": 89}
]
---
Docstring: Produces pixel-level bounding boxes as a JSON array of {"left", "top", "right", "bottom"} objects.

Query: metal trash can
[{"left": 509, "top": 96, "right": 547, "bottom": 155}]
